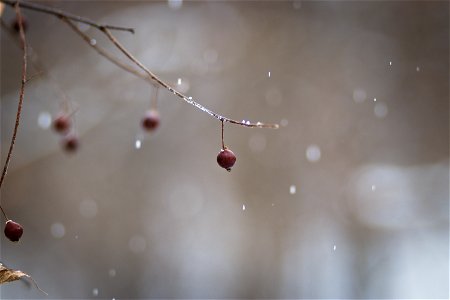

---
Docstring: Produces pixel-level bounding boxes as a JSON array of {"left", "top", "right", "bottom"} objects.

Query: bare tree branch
[
  {"left": 100, "top": 27, "right": 279, "bottom": 129},
  {"left": 0, "top": 0, "right": 134, "bottom": 33},
  {"left": 2, "top": 0, "right": 278, "bottom": 128},
  {"left": 0, "top": 1, "right": 27, "bottom": 220}
]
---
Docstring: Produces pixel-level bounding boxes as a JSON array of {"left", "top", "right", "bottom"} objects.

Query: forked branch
[
  {"left": 63, "top": 16, "right": 279, "bottom": 128},
  {"left": 1, "top": 0, "right": 278, "bottom": 128},
  {"left": 0, "top": 0, "right": 134, "bottom": 33},
  {"left": 61, "top": 17, "right": 147, "bottom": 80}
]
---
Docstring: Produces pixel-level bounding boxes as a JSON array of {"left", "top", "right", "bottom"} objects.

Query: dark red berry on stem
[
  {"left": 217, "top": 148, "right": 236, "bottom": 172},
  {"left": 141, "top": 110, "right": 160, "bottom": 131},
  {"left": 12, "top": 16, "right": 27, "bottom": 33},
  {"left": 4, "top": 220, "right": 23, "bottom": 242},
  {"left": 62, "top": 134, "right": 79, "bottom": 153},
  {"left": 53, "top": 114, "right": 71, "bottom": 134}
]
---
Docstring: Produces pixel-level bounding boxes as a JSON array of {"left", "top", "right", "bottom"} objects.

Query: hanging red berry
[
  {"left": 62, "top": 133, "right": 79, "bottom": 153},
  {"left": 52, "top": 114, "right": 71, "bottom": 134},
  {"left": 4, "top": 220, "right": 23, "bottom": 242},
  {"left": 141, "top": 109, "right": 160, "bottom": 131},
  {"left": 217, "top": 148, "right": 236, "bottom": 172}
]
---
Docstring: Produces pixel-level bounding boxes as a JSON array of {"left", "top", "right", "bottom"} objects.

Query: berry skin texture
[
  {"left": 62, "top": 134, "right": 79, "bottom": 153},
  {"left": 53, "top": 114, "right": 71, "bottom": 134},
  {"left": 4, "top": 220, "right": 23, "bottom": 242},
  {"left": 141, "top": 110, "right": 160, "bottom": 132},
  {"left": 217, "top": 148, "right": 237, "bottom": 172}
]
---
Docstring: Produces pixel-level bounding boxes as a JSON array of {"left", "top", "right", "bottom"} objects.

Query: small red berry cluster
[
  {"left": 53, "top": 112, "right": 79, "bottom": 153},
  {"left": 140, "top": 106, "right": 236, "bottom": 172}
]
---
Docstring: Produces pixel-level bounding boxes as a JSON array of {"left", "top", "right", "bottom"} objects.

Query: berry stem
[
  {"left": 221, "top": 120, "right": 225, "bottom": 150},
  {"left": 0, "top": 1, "right": 27, "bottom": 220},
  {"left": 0, "top": 206, "right": 8, "bottom": 220}
]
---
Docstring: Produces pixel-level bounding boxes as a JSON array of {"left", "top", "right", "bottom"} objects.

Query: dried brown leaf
[
  {"left": 0, "top": 263, "right": 47, "bottom": 295},
  {"left": 0, "top": 263, "right": 28, "bottom": 284}
]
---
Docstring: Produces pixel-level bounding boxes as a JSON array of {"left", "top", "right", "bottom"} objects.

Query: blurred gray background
[{"left": 0, "top": 1, "right": 448, "bottom": 298}]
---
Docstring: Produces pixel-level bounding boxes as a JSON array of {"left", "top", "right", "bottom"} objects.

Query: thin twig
[
  {"left": 0, "top": 2, "right": 27, "bottom": 220},
  {"left": 3, "top": 1, "right": 278, "bottom": 128},
  {"left": 61, "top": 17, "right": 147, "bottom": 79},
  {"left": 25, "top": 274, "right": 48, "bottom": 296},
  {"left": 63, "top": 16, "right": 181, "bottom": 111},
  {"left": 59, "top": 9, "right": 278, "bottom": 128},
  {"left": 0, "top": 203, "right": 7, "bottom": 221},
  {"left": 221, "top": 120, "right": 225, "bottom": 150},
  {"left": 101, "top": 28, "right": 279, "bottom": 129},
  {"left": 25, "top": 70, "right": 43, "bottom": 83},
  {"left": 0, "top": 0, "right": 134, "bottom": 33}
]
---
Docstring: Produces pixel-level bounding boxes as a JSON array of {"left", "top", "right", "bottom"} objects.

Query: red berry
[
  {"left": 53, "top": 114, "right": 71, "bottom": 134},
  {"left": 62, "top": 134, "right": 79, "bottom": 153},
  {"left": 4, "top": 220, "right": 23, "bottom": 242},
  {"left": 141, "top": 110, "right": 160, "bottom": 131},
  {"left": 217, "top": 148, "right": 236, "bottom": 171},
  {"left": 11, "top": 16, "right": 27, "bottom": 33}
]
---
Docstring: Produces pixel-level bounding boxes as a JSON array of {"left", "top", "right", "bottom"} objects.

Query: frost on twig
[{"left": 100, "top": 27, "right": 279, "bottom": 129}]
